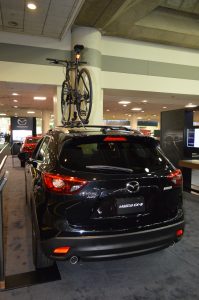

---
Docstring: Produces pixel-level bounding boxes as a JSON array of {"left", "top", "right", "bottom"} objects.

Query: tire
[
  {"left": 20, "top": 161, "right": 25, "bottom": 167},
  {"left": 77, "top": 68, "right": 92, "bottom": 124},
  {"left": 32, "top": 211, "right": 54, "bottom": 269},
  {"left": 61, "top": 80, "right": 72, "bottom": 124}
]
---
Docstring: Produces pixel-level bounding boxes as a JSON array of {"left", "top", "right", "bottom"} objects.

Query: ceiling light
[
  {"left": 123, "top": 104, "right": 127, "bottom": 107},
  {"left": 137, "top": 117, "right": 142, "bottom": 119},
  {"left": 153, "top": 114, "right": 157, "bottom": 117},
  {"left": 106, "top": 109, "right": 110, "bottom": 112},
  {"left": 0, "top": 113, "right": 6, "bottom": 116},
  {"left": 142, "top": 100, "right": 148, "bottom": 103},
  {"left": 13, "top": 99, "right": 18, "bottom": 102},
  {"left": 185, "top": 103, "right": 197, "bottom": 108},
  {"left": 12, "top": 93, "right": 19, "bottom": 96},
  {"left": 118, "top": 101, "right": 131, "bottom": 104},
  {"left": 128, "top": 114, "right": 131, "bottom": 117},
  {"left": 13, "top": 106, "right": 18, "bottom": 108},
  {"left": 131, "top": 108, "right": 142, "bottom": 111},
  {"left": 27, "top": 2, "right": 37, "bottom": 10},
  {"left": 141, "top": 110, "right": 145, "bottom": 113},
  {"left": 34, "top": 96, "right": 46, "bottom": 100},
  {"left": 163, "top": 106, "right": 167, "bottom": 109},
  {"left": 27, "top": 111, "right": 35, "bottom": 114}
]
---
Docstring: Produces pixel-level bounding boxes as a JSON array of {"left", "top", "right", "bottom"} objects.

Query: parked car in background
[
  {"left": 25, "top": 126, "right": 184, "bottom": 269},
  {"left": 18, "top": 135, "right": 42, "bottom": 167}
]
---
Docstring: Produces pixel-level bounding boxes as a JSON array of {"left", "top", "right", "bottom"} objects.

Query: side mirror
[
  {"left": 27, "top": 159, "right": 38, "bottom": 168},
  {"left": 18, "top": 152, "right": 29, "bottom": 161}
]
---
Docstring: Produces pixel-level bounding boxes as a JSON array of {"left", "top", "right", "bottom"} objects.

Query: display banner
[
  {"left": 11, "top": 117, "right": 33, "bottom": 130},
  {"left": 11, "top": 117, "right": 36, "bottom": 142}
]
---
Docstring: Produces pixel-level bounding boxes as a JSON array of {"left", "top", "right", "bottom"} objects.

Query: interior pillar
[
  {"left": 53, "top": 86, "right": 62, "bottom": 127},
  {"left": 42, "top": 110, "right": 51, "bottom": 134},
  {"left": 71, "top": 26, "right": 103, "bottom": 125}
]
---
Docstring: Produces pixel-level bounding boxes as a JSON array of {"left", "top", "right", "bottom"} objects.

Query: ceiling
[
  {"left": 0, "top": 0, "right": 199, "bottom": 123},
  {"left": 0, "top": 0, "right": 199, "bottom": 49},
  {"left": 0, "top": 0, "right": 84, "bottom": 39},
  {"left": 0, "top": 82, "right": 55, "bottom": 118},
  {"left": 0, "top": 81, "right": 198, "bottom": 123},
  {"left": 75, "top": 0, "right": 199, "bottom": 50}
]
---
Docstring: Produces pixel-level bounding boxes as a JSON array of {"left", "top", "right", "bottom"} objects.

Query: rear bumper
[{"left": 41, "top": 220, "right": 185, "bottom": 261}]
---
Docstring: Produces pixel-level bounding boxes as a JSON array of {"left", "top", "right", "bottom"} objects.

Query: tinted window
[
  {"left": 36, "top": 137, "right": 50, "bottom": 162},
  {"left": 59, "top": 136, "right": 167, "bottom": 174}
]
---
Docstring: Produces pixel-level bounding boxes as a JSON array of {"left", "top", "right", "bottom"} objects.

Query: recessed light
[
  {"left": 34, "top": 96, "right": 46, "bottom": 100},
  {"left": 13, "top": 106, "right": 18, "bottom": 108},
  {"left": 142, "top": 100, "right": 148, "bottom": 103},
  {"left": 141, "top": 110, "right": 145, "bottom": 113},
  {"left": 106, "top": 109, "right": 110, "bottom": 112},
  {"left": 137, "top": 117, "right": 142, "bottom": 119},
  {"left": 131, "top": 108, "right": 142, "bottom": 111},
  {"left": 153, "top": 114, "right": 157, "bottom": 117},
  {"left": 185, "top": 103, "right": 197, "bottom": 108},
  {"left": 27, "top": 111, "right": 35, "bottom": 114},
  {"left": 27, "top": 2, "right": 37, "bottom": 10},
  {"left": 13, "top": 99, "right": 18, "bottom": 102},
  {"left": 118, "top": 101, "right": 131, "bottom": 104},
  {"left": 0, "top": 113, "right": 6, "bottom": 116},
  {"left": 12, "top": 93, "right": 19, "bottom": 96},
  {"left": 123, "top": 104, "right": 127, "bottom": 107},
  {"left": 163, "top": 106, "right": 167, "bottom": 109},
  {"left": 128, "top": 114, "right": 132, "bottom": 117}
]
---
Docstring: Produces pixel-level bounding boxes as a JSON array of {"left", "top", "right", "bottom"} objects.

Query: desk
[
  {"left": 179, "top": 160, "right": 199, "bottom": 170},
  {"left": 179, "top": 160, "right": 199, "bottom": 192}
]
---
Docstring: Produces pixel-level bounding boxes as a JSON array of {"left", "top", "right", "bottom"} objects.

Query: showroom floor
[{"left": 0, "top": 157, "right": 199, "bottom": 300}]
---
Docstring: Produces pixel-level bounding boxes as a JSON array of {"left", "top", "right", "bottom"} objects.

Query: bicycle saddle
[{"left": 74, "top": 44, "right": 84, "bottom": 53}]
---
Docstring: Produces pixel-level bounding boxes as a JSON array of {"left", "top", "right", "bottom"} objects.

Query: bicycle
[{"left": 47, "top": 44, "right": 93, "bottom": 125}]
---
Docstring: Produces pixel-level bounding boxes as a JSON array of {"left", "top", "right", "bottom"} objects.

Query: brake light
[
  {"left": 42, "top": 173, "right": 87, "bottom": 194},
  {"left": 104, "top": 136, "right": 127, "bottom": 142},
  {"left": 53, "top": 246, "right": 70, "bottom": 254},
  {"left": 167, "top": 169, "right": 182, "bottom": 187},
  {"left": 176, "top": 229, "right": 184, "bottom": 237}
]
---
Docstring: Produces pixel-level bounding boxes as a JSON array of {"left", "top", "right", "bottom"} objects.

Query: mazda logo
[
  {"left": 126, "top": 181, "right": 140, "bottom": 193},
  {"left": 17, "top": 118, "right": 27, "bottom": 126}
]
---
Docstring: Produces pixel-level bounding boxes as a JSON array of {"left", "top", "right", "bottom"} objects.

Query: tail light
[
  {"left": 167, "top": 169, "right": 182, "bottom": 187},
  {"left": 42, "top": 172, "right": 87, "bottom": 194}
]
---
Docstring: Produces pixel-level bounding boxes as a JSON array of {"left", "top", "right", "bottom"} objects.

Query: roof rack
[{"left": 57, "top": 122, "right": 141, "bottom": 135}]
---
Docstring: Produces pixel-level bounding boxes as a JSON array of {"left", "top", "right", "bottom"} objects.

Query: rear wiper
[{"left": 86, "top": 165, "right": 133, "bottom": 173}]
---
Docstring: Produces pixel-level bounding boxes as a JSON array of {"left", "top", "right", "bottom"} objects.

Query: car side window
[{"left": 35, "top": 137, "right": 50, "bottom": 162}]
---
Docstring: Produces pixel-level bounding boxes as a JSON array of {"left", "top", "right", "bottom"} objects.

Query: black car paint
[{"left": 25, "top": 129, "right": 184, "bottom": 263}]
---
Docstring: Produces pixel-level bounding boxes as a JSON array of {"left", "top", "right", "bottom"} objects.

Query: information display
[{"left": 187, "top": 128, "right": 199, "bottom": 148}]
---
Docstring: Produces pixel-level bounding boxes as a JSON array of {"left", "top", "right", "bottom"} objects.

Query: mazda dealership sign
[{"left": 11, "top": 117, "right": 33, "bottom": 130}]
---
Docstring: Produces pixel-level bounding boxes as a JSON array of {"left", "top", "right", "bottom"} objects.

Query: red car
[{"left": 18, "top": 135, "right": 42, "bottom": 167}]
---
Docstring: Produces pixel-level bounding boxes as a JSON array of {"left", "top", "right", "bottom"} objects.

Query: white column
[
  {"left": 53, "top": 86, "right": 62, "bottom": 127},
  {"left": 71, "top": 26, "right": 103, "bottom": 125},
  {"left": 130, "top": 116, "right": 138, "bottom": 129},
  {"left": 42, "top": 110, "right": 51, "bottom": 134}
]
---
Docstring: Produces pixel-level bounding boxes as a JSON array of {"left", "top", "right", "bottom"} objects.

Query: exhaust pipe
[{"left": 70, "top": 256, "right": 79, "bottom": 265}]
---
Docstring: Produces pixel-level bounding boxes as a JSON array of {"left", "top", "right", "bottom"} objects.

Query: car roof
[{"left": 47, "top": 126, "right": 157, "bottom": 142}]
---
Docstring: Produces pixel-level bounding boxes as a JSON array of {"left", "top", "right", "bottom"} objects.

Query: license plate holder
[{"left": 116, "top": 196, "right": 145, "bottom": 215}]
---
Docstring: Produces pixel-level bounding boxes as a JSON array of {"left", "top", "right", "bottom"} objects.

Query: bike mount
[{"left": 0, "top": 170, "right": 61, "bottom": 291}]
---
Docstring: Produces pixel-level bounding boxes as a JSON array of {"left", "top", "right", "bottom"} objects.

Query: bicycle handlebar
[{"left": 46, "top": 58, "right": 87, "bottom": 66}]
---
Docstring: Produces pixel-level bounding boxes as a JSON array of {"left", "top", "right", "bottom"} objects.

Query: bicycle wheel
[
  {"left": 76, "top": 68, "right": 92, "bottom": 124},
  {"left": 61, "top": 80, "right": 71, "bottom": 124}
]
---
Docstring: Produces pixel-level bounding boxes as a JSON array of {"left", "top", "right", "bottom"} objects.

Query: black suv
[{"left": 25, "top": 126, "right": 184, "bottom": 269}]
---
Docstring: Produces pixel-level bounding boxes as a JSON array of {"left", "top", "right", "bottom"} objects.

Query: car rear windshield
[{"left": 59, "top": 135, "right": 168, "bottom": 174}]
